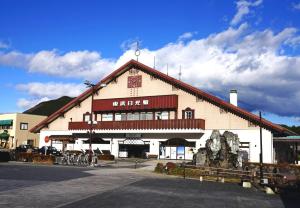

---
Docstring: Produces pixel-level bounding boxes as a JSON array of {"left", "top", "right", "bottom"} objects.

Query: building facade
[
  {"left": 32, "top": 60, "right": 291, "bottom": 163},
  {"left": 0, "top": 113, "right": 46, "bottom": 148}
]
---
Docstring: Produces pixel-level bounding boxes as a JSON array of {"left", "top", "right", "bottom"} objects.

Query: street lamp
[{"left": 84, "top": 81, "right": 106, "bottom": 166}]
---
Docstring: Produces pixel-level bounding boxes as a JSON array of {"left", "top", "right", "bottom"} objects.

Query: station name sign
[
  {"left": 92, "top": 95, "right": 178, "bottom": 112},
  {"left": 112, "top": 99, "right": 149, "bottom": 107}
]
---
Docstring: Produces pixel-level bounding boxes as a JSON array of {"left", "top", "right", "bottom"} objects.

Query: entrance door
[
  {"left": 119, "top": 144, "right": 149, "bottom": 158},
  {"left": 118, "top": 139, "right": 150, "bottom": 158}
]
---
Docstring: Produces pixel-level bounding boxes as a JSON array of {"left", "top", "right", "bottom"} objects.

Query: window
[
  {"left": 102, "top": 113, "right": 113, "bottom": 121},
  {"left": 155, "top": 112, "right": 162, "bottom": 120},
  {"left": 161, "top": 111, "right": 169, "bottom": 120},
  {"left": 140, "top": 112, "right": 146, "bottom": 120},
  {"left": 182, "top": 108, "right": 194, "bottom": 119},
  {"left": 83, "top": 113, "right": 91, "bottom": 122},
  {"left": 133, "top": 112, "right": 140, "bottom": 120},
  {"left": 127, "top": 113, "right": 134, "bottom": 121},
  {"left": 185, "top": 111, "right": 193, "bottom": 119},
  {"left": 0, "top": 125, "right": 13, "bottom": 130},
  {"left": 20, "top": 123, "right": 28, "bottom": 130},
  {"left": 115, "top": 113, "right": 122, "bottom": 121},
  {"left": 146, "top": 112, "right": 153, "bottom": 120}
]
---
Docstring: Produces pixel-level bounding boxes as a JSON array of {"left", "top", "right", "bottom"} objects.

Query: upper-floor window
[
  {"left": 155, "top": 111, "right": 169, "bottom": 120},
  {"left": 83, "top": 113, "right": 91, "bottom": 122},
  {"left": 20, "top": 122, "right": 28, "bottom": 130},
  {"left": 102, "top": 113, "right": 113, "bottom": 121},
  {"left": 115, "top": 113, "right": 126, "bottom": 121},
  {"left": 0, "top": 125, "right": 13, "bottom": 130},
  {"left": 182, "top": 107, "right": 194, "bottom": 119}
]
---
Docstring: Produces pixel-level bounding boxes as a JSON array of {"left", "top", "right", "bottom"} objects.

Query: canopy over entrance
[{"left": 162, "top": 138, "right": 195, "bottom": 147}]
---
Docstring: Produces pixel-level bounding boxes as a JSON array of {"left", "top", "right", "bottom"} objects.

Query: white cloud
[
  {"left": 0, "top": 50, "right": 115, "bottom": 81},
  {"left": 178, "top": 32, "right": 196, "bottom": 42},
  {"left": 2, "top": 20, "right": 300, "bottom": 119},
  {"left": 293, "top": 2, "right": 300, "bottom": 10},
  {"left": 17, "top": 97, "right": 50, "bottom": 110},
  {"left": 231, "top": 0, "right": 263, "bottom": 26},
  {"left": 16, "top": 82, "right": 85, "bottom": 110},
  {"left": 16, "top": 82, "right": 85, "bottom": 98}
]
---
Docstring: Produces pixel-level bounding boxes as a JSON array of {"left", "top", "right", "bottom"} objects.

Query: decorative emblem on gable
[{"left": 128, "top": 75, "right": 142, "bottom": 88}]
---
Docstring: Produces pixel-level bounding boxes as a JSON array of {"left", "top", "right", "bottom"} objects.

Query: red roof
[{"left": 31, "top": 59, "right": 291, "bottom": 134}]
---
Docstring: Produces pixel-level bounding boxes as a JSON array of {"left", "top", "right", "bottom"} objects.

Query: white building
[{"left": 31, "top": 60, "right": 293, "bottom": 163}]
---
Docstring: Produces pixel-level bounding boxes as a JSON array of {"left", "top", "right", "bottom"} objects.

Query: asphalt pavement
[{"left": 0, "top": 161, "right": 298, "bottom": 208}]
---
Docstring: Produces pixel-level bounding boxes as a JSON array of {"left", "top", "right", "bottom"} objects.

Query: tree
[{"left": 0, "top": 130, "right": 10, "bottom": 148}]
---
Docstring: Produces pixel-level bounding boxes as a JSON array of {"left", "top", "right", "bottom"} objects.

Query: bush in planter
[
  {"left": 154, "top": 163, "right": 164, "bottom": 173},
  {"left": 166, "top": 162, "right": 177, "bottom": 170},
  {"left": 32, "top": 154, "right": 55, "bottom": 164},
  {"left": 168, "top": 166, "right": 184, "bottom": 175},
  {"left": 16, "top": 152, "right": 35, "bottom": 162},
  {"left": 98, "top": 154, "right": 115, "bottom": 160}
]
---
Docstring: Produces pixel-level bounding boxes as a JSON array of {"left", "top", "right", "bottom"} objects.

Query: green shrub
[
  {"left": 32, "top": 154, "right": 55, "bottom": 164},
  {"left": 154, "top": 163, "right": 164, "bottom": 173}
]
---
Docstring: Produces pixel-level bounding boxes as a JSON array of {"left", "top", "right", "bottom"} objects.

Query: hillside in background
[
  {"left": 24, "top": 96, "right": 74, "bottom": 116},
  {"left": 280, "top": 125, "right": 300, "bottom": 135}
]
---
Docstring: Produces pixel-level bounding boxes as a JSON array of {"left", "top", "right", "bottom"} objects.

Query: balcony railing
[{"left": 68, "top": 119, "right": 205, "bottom": 130}]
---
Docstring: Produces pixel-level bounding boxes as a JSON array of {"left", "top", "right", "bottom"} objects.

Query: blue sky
[{"left": 0, "top": 0, "right": 300, "bottom": 126}]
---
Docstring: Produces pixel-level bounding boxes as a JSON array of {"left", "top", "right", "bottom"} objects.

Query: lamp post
[
  {"left": 84, "top": 81, "right": 106, "bottom": 166},
  {"left": 84, "top": 81, "right": 96, "bottom": 165}
]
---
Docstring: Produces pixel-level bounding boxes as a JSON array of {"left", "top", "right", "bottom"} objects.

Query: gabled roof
[{"left": 31, "top": 59, "right": 293, "bottom": 135}]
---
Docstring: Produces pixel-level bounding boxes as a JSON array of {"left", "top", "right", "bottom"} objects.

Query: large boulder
[{"left": 193, "top": 130, "right": 242, "bottom": 168}]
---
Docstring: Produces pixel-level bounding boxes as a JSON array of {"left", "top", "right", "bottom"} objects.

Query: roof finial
[
  {"left": 179, "top": 65, "right": 182, "bottom": 80},
  {"left": 135, "top": 41, "right": 140, "bottom": 62}
]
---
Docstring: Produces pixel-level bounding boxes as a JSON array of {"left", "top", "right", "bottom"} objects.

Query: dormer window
[{"left": 182, "top": 107, "right": 194, "bottom": 119}]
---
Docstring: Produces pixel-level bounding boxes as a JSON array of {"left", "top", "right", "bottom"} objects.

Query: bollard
[{"left": 135, "top": 160, "right": 138, "bottom": 169}]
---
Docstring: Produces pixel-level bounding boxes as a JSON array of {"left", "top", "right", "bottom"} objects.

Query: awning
[{"left": 0, "top": 120, "right": 13, "bottom": 126}]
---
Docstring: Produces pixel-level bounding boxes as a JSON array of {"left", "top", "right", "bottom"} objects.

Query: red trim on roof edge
[{"left": 31, "top": 59, "right": 289, "bottom": 134}]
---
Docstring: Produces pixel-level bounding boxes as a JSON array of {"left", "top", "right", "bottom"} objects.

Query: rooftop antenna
[
  {"left": 135, "top": 41, "right": 140, "bottom": 62},
  {"left": 178, "top": 65, "right": 182, "bottom": 80},
  {"left": 167, "top": 64, "right": 169, "bottom": 76},
  {"left": 153, "top": 56, "right": 156, "bottom": 69}
]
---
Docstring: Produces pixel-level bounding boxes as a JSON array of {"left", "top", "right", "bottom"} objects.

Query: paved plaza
[{"left": 0, "top": 161, "right": 298, "bottom": 208}]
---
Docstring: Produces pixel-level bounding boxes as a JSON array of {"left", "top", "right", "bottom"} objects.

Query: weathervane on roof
[{"left": 135, "top": 41, "right": 141, "bottom": 62}]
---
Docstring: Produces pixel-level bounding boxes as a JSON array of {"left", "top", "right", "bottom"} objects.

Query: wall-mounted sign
[
  {"left": 44, "top": 136, "right": 50, "bottom": 143},
  {"left": 92, "top": 95, "right": 178, "bottom": 112},
  {"left": 112, "top": 99, "right": 148, "bottom": 107}
]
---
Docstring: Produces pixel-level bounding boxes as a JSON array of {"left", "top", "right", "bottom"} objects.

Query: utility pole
[{"left": 259, "top": 111, "right": 263, "bottom": 183}]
